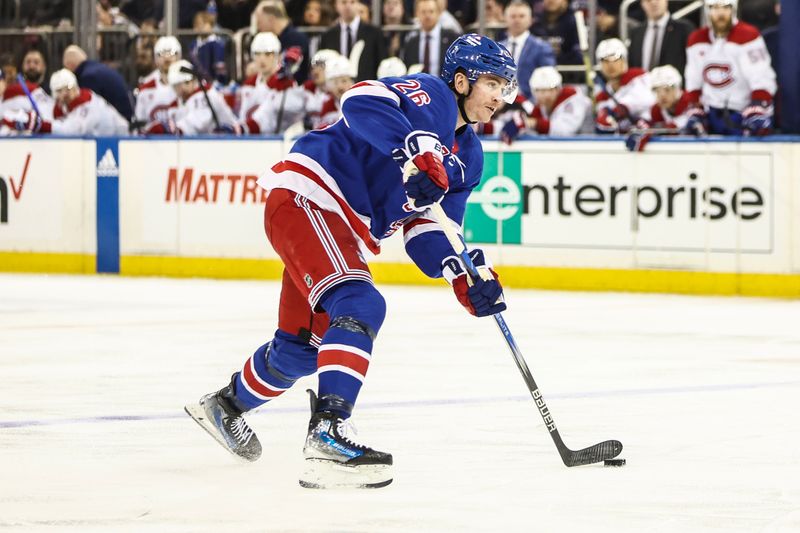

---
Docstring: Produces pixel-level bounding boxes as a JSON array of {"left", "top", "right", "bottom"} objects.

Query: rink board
[{"left": 1, "top": 136, "right": 799, "bottom": 296}]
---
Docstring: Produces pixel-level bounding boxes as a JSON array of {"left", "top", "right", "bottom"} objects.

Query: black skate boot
[
  {"left": 299, "top": 390, "right": 392, "bottom": 489},
  {"left": 184, "top": 374, "right": 262, "bottom": 462}
]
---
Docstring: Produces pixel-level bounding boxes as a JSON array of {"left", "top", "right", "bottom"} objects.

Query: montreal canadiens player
[
  {"left": 2, "top": 69, "right": 127, "bottom": 136},
  {"left": 500, "top": 66, "right": 591, "bottom": 142},
  {"left": 184, "top": 34, "right": 516, "bottom": 489},
  {"left": 684, "top": 0, "right": 776, "bottom": 136},
  {"left": 594, "top": 38, "right": 655, "bottom": 134},
  {"left": 134, "top": 36, "right": 181, "bottom": 124}
]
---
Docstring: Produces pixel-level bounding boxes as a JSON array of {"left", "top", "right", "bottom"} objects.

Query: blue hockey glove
[
  {"left": 742, "top": 100, "right": 772, "bottom": 136},
  {"left": 625, "top": 132, "right": 652, "bottom": 152},
  {"left": 442, "top": 249, "right": 506, "bottom": 317},
  {"left": 500, "top": 111, "right": 526, "bottom": 145},
  {"left": 401, "top": 131, "right": 448, "bottom": 211},
  {"left": 682, "top": 107, "right": 707, "bottom": 137}
]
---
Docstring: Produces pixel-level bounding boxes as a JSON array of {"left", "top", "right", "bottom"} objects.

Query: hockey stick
[
  {"left": 179, "top": 65, "right": 221, "bottom": 131},
  {"left": 404, "top": 166, "right": 623, "bottom": 466},
  {"left": 574, "top": 11, "right": 596, "bottom": 110},
  {"left": 16, "top": 74, "right": 42, "bottom": 119}
]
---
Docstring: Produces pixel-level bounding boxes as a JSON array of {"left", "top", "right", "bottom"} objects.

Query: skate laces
[
  {"left": 335, "top": 418, "right": 365, "bottom": 450},
  {"left": 230, "top": 416, "right": 254, "bottom": 445}
]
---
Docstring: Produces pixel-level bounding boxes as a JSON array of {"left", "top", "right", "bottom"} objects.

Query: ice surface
[{"left": 0, "top": 273, "right": 798, "bottom": 532}]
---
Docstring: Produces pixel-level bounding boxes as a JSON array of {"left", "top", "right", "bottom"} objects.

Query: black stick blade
[{"left": 562, "top": 439, "right": 623, "bottom": 467}]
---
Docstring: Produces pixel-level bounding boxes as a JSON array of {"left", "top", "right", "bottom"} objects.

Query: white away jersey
[
  {"left": 525, "top": 86, "right": 591, "bottom": 136},
  {"left": 595, "top": 68, "right": 655, "bottom": 123},
  {"left": 172, "top": 87, "right": 238, "bottom": 134},
  {"left": 685, "top": 22, "right": 776, "bottom": 112},
  {"left": 0, "top": 81, "right": 55, "bottom": 120},
  {"left": 49, "top": 89, "right": 128, "bottom": 136},
  {"left": 135, "top": 70, "right": 178, "bottom": 123}
]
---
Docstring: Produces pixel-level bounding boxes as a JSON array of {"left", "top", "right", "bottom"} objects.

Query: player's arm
[
  {"left": 739, "top": 36, "right": 777, "bottom": 135},
  {"left": 684, "top": 35, "right": 705, "bottom": 105},
  {"left": 549, "top": 94, "right": 591, "bottom": 136}
]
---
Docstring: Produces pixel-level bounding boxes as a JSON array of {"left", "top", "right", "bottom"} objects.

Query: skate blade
[
  {"left": 183, "top": 403, "right": 259, "bottom": 463},
  {"left": 299, "top": 459, "right": 393, "bottom": 489}
]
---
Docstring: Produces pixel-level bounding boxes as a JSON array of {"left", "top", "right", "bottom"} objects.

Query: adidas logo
[{"left": 97, "top": 148, "right": 119, "bottom": 177}]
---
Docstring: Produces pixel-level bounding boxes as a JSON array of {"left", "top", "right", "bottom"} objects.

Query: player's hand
[
  {"left": 595, "top": 108, "right": 619, "bottom": 133},
  {"left": 442, "top": 249, "right": 506, "bottom": 317},
  {"left": 625, "top": 132, "right": 652, "bottom": 152},
  {"left": 278, "top": 46, "right": 303, "bottom": 79},
  {"left": 2, "top": 110, "right": 41, "bottom": 133},
  {"left": 500, "top": 111, "right": 526, "bottom": 145},
  {"left": 401, "top": 131, "right": 448, "bottom": 211},
  {"left": 742, "top": 100, "right": 772, "bottom": 136},
  {"left": 683, "top": 107, "right": 707, "bottom": 137}
]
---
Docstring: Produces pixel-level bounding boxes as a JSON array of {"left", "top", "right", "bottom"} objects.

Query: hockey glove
[
  {"left": 500, "top": 111, "right": 526, "bottom": 145},
  {"left": 683, "top": 107, "right": 707, "bottom": 137},
  {"left": 2, "top": 110, "right": 42, "bottom": 133},
  {"left": 742, "top": 100, "right": 773, "bottom": 136},
  {"left": 625, "top": 132, "right": 652, "bottom": 152},
  {"left": 442, "top": 249, "right": 506, "bottom": 317},
  {"left": 595, "top": 108, "right": 619, "bottom": 133},
  {"left": 278, "top": 46, "right": 304, "bottom": 79},
  {"left": 401, "top": 131, "right": 448, "bottom": 211}
]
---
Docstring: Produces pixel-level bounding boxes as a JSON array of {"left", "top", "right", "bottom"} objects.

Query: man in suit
[
  {"left": 400, "top": 0, "right": 460, "bottom": 75},
  {"left": 628, "top": 0, "right": 694, "bottom": 74},
  {"left": 501, "top": 0, "right": 556, "bottom": 100},
  {"left": 320, "top": 0, "right": 386, "bottom": 81}
]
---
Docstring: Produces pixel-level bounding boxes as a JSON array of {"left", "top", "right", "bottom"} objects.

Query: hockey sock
[
  {"left": 234, "top": 331, "right": 317, "bottom": 410},
  {"left": 316, "top": 282, "right": 386, "bottom": 419}
]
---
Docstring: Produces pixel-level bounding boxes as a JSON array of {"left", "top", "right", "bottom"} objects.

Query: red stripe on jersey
[
  {"left": 403, "top": 217, "right": 434, "bottom": 231},
  {"left": 727, "top": 22, "right": 762, "bottom": 45},
  {"left": 271, "top": 160, "right": 380, "bottom": 254},
  {"left": 620, "top": 68, "right": 647, "bottom": 87},
  {"left": 687, "top": 28, "right": 712, "bottom": 47},
  {"left": 750, "top": 90, "right": 773, "bottom": 104},
  {"left": 67, "top": 88, "right": 93, "bottom": 112},
  {"left": 242, "top": 357, "right": 284, "bottom": 397},
  {"left": 317, "top": 349, "right": 370, "bottom": 377}
]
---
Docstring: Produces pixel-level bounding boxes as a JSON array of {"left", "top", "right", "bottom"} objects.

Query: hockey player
[
  {"left": 642, "top": 65, "right": 705, "bottom": 135},
  {"left": 238, "top": 32, "right": 282, "bottom": 121},
  {"left": 594, "top": 38, "right": 655, "bottom": 134},
  {"left": 184, "top": 34, "right": 515, "bottom": 489},
  {"left": 377, "top": 57, "right": 408, "bottom": 79},
  {"left": 302, "top": 49, "right": 342, "bottom": 122},
  {"left": 2, "top": 69, "right": 127, "bottom": 136},
  {"left": 307, "top": 55, "right": 354, "bottom": 130},
  {"left": 684, "top": 0, "right": 776, "bottom": 136},
  {"left": 0, "top": 73, "right": 55, "bottom": 124},
  {"left": 500, "top": 66, "right": 591, "bottom": 142},
  {"left": 134, "top": 36, "right": 181, "bottom": 125},
  {"left": 145, "top": 60, "right": 238, "bottom": 135}
]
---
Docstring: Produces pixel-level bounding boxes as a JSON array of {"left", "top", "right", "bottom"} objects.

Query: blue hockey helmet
[{"left": 441, "top": 33, "right": 518, "bottom": 103}]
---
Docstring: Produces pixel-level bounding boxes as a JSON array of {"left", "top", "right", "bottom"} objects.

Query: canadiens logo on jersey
[{"left": 703, "top": 63, "right": 734, "bottom": 88}]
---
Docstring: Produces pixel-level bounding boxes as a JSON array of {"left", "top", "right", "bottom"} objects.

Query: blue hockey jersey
[{"left": 257, "top": 73, "right": 484, "bottom": 278}]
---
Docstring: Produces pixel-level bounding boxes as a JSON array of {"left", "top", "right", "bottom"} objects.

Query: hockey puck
[{"left": 604, "top": 458, "right": 626, "bottom": 467}]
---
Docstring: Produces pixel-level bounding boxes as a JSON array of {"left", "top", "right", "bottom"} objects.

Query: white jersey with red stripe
[
  {"left": 257, "top": 73, "right": 483, "bottom": 278},
  {"left": 238, "top": 73, "right": 271, "bottom": 121},
  {"left": 303, "top": 79, "right": 329, "bottom": 116},
  {"left": 48, "top": 89, "right": 128, "bottom": 135},
  {"left": 646, "top": 92, "right": 696, "bottom": 130},
  {"left": 0, "top": 81, "right": 55, "bottom": 120},
  {"left": 526, "top": 86, "right": 591, "bottom": 136},
  {"left": 134, "top": 70, "right": 178, "bottom": 123},
  {"left": 307, "top": 92, "right": 341, "bottom": 130},
  {"left": 595, "top": 68, "right": 655, "bottom": 122},
  {"left": 173, "top": 86, "right": 238, "bottom": 134},
  {"left": 243, "top": 76, "right": 309, "bottom": 135},
  {"left": 685, "top": 22, "right": 776, "bottom": 112}
]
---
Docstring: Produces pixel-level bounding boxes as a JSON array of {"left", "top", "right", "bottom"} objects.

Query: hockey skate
[
  {"left": 299, "top": 390, "right": 393, "bottom": 489},
  {"left": 184, "top": 375, "right": 262, "bottom": 462}
]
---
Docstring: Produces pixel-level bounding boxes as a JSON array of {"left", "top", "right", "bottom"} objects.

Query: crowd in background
[{"left": 0, "top": 0, "right": 785, "bottom": 141}]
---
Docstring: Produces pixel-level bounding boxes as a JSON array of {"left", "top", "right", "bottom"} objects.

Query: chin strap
[{"left": 455, "top": 84, "right": 476, "bottom": 125}]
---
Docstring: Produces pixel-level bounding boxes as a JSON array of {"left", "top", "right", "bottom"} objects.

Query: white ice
[{"left": 0, "top": 273, "right": 798, "bottom": 532}]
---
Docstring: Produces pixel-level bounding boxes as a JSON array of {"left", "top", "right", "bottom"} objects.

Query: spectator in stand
[
  {"left": 319, "top": 0, "right": 386, "bottom": 81},
  {"left": 594, "top": 38, "right": 655, "bottom": 134},
  {"left": 3, "top": 69, "right": 128, "bottom": 136},
  {"left": 595, "top": 0, "right": 622, "bottom": 40},
  {"left": 146, "top": 59, "right": 239, "bottom": 134},
  {"left": 401, "top": 0, "right": 459, "bottom": 76},
  {"left": 383, "top": 0, "right": 410, "bottom": 58},
  {"left": 180, "top": 0, "right": 212, "bottom": 28},
  {"left": 355, "top": 1, "right": 369, "bottom": 22},
  {"left": 217, "top": 0, "right": 259, "bottom": 30},
  {"left": 532, "top": 0, "right": 582, "bottom": 67},
  {"left": 120, "top": 0, "right": 165, "bottom": 27},
  {"left": 628, "top": 0, "right": 694, "bottom": 75},
  {"left": 435, "top": 0, "right": 462, "bottom": 34},
  {"left": 447, "top": 0, "right": 476, "bottom": 28},
  {"left": 135, "top": 36, "right": 181, "bottom": 124},
  {"left": 485, "top": 0, "right": 505, "bottom": 26},
  {"left": 500, "top": 66, "right": 592, "bottom": 141},
  {"left": 500, "top": 0, "right": 556, "bottom": 100},
  {"left": 684, "top": 0, "right": 776, "bottom": 136},
  {"left": 63, "top": 44, "right": 134, "bottom": 122},
  {"left": 1, "top": 53, "right": 17, "bottom": 82},
  {"left": 190, "top": 10, "right": 230, "bottom": 84},
  {"left": 252, "top": 0, "right": 310, "bottom": 83},
  {"left": 21, "top": 49, "right": 48, "bottom": 91},
  {"left": 304, "top": 0, "right": 334, "bottom": 27},
  {"left": 18, "top": 1, "right": 71, "bottom": 27}
]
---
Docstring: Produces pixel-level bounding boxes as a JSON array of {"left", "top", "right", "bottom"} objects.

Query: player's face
[
  {"left": 600, "top": 57, "right": 626, "bottom": 80},
  {"left": 22, "top": 52, "right": 45, "bottom": 82},
  {"left": 464, "top": 74, "right": 506, "bottom": 123},
  {"left": 708, "top": 5, "right": 733, "bottom": 34},
  {"left": 534, "top": 88, "right": 559, "bottom": 110},
  {"left": 654, "top": 86, "right": 680, "bottom": 109},
  {"left": 175, "top": 80, "right": 195, "bottom": 100},
  {"left": 255, "top": 51, "right": 278, "bottom": 75},
  {"left": 311, "top": 64, "right": 326, "bottom": 86},
  {"left": 156, "top": 51, "right": 180, "bottom": 74},
  {"left": 328, "top": 75, "right": 354, "bottom": 98},
  {"left": 504, "top": 5, "right": 532, "bottom": 37},
  {"left": 54, "top": 86, "right": 78, "bottom": 106}
]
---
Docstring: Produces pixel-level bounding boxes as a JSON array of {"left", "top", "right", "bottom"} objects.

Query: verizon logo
[{"left": 165, "top": 168, "right": 267, "bottom": 204}]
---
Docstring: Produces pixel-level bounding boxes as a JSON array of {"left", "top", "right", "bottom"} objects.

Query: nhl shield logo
[{"left": 304, "top": 274, "right": 313, "bottom": 287}]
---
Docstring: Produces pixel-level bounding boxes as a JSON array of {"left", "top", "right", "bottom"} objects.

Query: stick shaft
[{"left": 16, "top": 74, "right": 42, "bottom": 118}]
